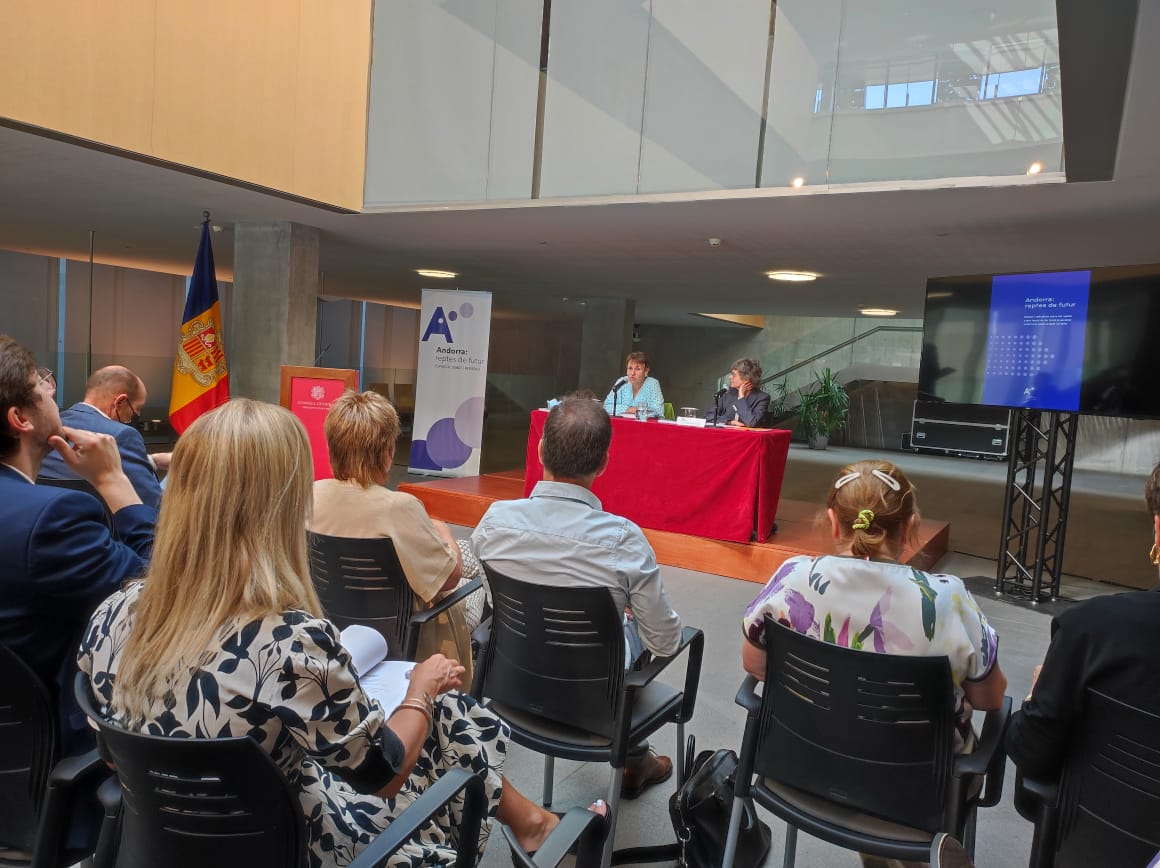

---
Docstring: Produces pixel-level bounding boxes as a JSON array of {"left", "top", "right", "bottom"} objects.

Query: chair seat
[
  {"left": 489, "top": 681, "right": 682, "bottom": 762},
  {"left": 760, "top": 775, "right": 932, "bottom": 844}
]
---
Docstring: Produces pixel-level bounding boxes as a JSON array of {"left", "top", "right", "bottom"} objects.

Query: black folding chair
[
  {"left": 725, "top": 618, "right": 1010, "bottom": 867},
  {"left": 1014, "top": 689, "right": 1160, "bottom": 868},
  {"left": 0, "top": 644, "right": 107, "bottom": 868},
  {"left": 74, "top": 672, "right": 491, "bottom": 868},
  {"left": 471, "top": 565, "right": 704, "bottom": 868},
  {"left": 307, "top": 531, "right": 481, "bottom": 659}
]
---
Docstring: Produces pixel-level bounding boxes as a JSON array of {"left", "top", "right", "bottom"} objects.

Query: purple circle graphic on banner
[
  {"left": 459, "top": 302, "right": 474, "bottom": 318},
  {"left": 448, "top": 310, "right": 458, "bottom": 322},
  {"left": 454, "top": 397, "right": 485, "bottom": 448},
  {"left": 426, "top": 417, "right": 472, "bottom": 468},
  {"left": 409, "top": 439, "right": 441, "bottom": 471}
]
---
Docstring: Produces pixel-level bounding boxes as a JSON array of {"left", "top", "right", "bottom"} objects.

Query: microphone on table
[
  {"left": 610, "top": 376, "right": 630, "bottom": 416},
  {"left": 710, "top": 387, "right": 727, "bottom": 427}
]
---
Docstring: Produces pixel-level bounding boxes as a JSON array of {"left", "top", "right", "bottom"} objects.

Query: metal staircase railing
[{"left": 760, "top": 325, "right": 923, "bottom": 388}]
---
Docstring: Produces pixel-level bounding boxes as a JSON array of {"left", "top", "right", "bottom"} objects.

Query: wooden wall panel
[{"left": 0, "top": 0, "right": 371, "bottom": 209}]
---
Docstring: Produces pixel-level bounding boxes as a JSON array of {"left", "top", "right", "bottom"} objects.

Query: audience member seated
[
  {"left": 602, "top": 351, "right": 664, "bottom": 419},
  {"left": 0, "top": 335, "right": 156, "bottom": 758},
  {"left": 77, "top": 399, "right": 595, "bottom": 867},
  {"left": 741, "top": 459, "right": 1007, "bottom": 756},
  {"left": 706, "top": 357, "right": 770, "bottom": 427},
  {"left": 309, "top": 390, "right": 484, "bottom": 676},
  {"left": 39, "top": 365, "right": 170, "bottom": 508},
  {"left": 1005, "top": 460, "right": 1160, "bottom": 778},
  {"left": 472, "top": 395, "right": 683, "bottom": 799}
]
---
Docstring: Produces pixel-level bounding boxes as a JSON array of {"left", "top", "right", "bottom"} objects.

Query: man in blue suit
[
  {"left": 0, "top": 336, "right": 156, "bottom": 757},
  {"left": 39, "top": 365, "right": 168, "bottom": 509}
]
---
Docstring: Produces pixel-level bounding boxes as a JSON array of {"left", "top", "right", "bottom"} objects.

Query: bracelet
[{"left": 391, "top": 698, "right": 433, "bottom": 730}]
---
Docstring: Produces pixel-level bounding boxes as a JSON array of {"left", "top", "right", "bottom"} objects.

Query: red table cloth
[{"left": 524, "top": 410, "right": 791, "bottom": 543}]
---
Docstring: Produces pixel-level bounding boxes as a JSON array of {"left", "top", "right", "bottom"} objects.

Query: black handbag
[{"left": 668, "top": 740, "right": 772, "bottom": 868}]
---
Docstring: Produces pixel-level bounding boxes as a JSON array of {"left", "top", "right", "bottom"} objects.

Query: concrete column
[
  {"left": 578, "top": 298, "right": 635, "bottom": 395},
  {"left": 230, "top": 222, "right": 320, "bottom": 402}
]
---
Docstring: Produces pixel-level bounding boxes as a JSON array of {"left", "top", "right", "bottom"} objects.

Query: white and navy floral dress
[{"left": 78, "top": 583, "right": 507, "bottom": 868}]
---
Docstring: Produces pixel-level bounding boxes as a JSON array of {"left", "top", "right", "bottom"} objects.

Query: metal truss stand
[{"left": 995, "top": 409, "right": 1079, "bottom": 603}]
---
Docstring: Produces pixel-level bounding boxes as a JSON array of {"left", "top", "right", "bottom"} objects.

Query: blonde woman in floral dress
[
  {"left": 78, "top": 399, "right": 597, "bottom": 868},
  {"left": 741, "top": 459, "right": 1007, "bottom": 754}
]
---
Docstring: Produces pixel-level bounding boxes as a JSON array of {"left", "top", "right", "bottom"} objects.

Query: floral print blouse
[{"left": 743, "top": 555, "right": 999, "bottom": 750}]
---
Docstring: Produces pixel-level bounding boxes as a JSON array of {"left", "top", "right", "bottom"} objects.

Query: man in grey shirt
[{"left": 472, "top": 395, "right": 682, "bottom": 799}]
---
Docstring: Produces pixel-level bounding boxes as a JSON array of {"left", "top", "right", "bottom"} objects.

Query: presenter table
[{"left": 524, "top": 410, "right": 792, "bottom": 543}]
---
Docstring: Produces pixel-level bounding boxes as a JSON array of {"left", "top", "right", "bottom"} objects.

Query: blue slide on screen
[{"left": 982, "top": 270, "right": 1091, "bottom": 411}]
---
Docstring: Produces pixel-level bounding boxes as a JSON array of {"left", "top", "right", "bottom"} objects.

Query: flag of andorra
[{"left": 170, "top": 220, "right": 229, "bottom": 434}]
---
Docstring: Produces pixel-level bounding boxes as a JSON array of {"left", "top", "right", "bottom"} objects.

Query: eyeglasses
[
  {"left": 36, "top": 367, "right": 56, "bottom": 391},
  {"left": 120, "top": 397, "right": 142, "bottom": 427}
]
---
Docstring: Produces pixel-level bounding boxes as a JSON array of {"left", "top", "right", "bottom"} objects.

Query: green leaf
[
  {"left": 908, "top": 568, "right": 938, "bottom": 641},
  {"left": 823, "top": 613, "right": 836, "bottom": 644}
]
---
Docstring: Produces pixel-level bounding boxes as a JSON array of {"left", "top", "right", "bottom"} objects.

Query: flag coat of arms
[{"left": 170, "top": 221, "right": 229, "bottom": 433}]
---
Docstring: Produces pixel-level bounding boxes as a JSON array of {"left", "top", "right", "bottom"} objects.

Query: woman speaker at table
[
  {"left": 603, "top": 351, "right": 665, "bottom": 418},
  {"left": 707, "top": 357, "right": 770, "bottom": 427}
]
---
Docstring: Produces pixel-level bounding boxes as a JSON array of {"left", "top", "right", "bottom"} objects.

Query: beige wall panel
[
  {"left": 0, "top": 0, "right": 370, "bottom": 209},
  {"left": 0, "top": 1, "right": 157, "bottom": 150},
  {"left": 293, "top": 2, "right": 373, "bottom": 207}
]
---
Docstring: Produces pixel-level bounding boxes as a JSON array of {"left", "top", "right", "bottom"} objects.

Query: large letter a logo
[{"left": 421, "top": 306, "right": 453, "bottom": 343}]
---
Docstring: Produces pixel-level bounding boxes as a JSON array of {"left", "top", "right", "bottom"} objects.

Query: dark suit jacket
[
  {"left": 706, "top": 387, "right": 771, "bottom": 427},
  {"left": 39, "top": 402, "right": 163, "bottom": 510},
  {"left": 1005, "top": 587, "right": 1160, "bottom": 779},
  {"left": 0, "top": 465, "right": 156, "bottom": 753}
]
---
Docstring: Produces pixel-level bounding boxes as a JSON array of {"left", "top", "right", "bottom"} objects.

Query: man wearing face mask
[{"left": 39, "top": 365, "right": 168, "bottom": 509}]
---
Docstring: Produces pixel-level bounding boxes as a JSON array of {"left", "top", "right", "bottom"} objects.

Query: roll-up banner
[{"left": 408, "top": 289, "right": 492, "bottom": 477}]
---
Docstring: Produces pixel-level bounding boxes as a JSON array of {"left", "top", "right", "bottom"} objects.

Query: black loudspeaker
[{"left": 910, "top": 401, "right": 1011, "bottom": 459}]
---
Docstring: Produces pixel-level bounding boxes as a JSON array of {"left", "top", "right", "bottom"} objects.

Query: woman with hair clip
[
  {"left": 77, "top": 399, "right": 601, "bottom": 868},
  {"left": 740, "top": 459, "right": 1007, "bottom": 755}
]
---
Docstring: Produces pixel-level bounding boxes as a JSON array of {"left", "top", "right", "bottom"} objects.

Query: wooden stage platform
[{"left": 400, "top": 470, "right": 950, "bottom": 584}]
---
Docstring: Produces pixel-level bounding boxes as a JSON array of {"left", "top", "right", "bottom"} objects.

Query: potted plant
[{"left": 797, "top": 368, "right": 849, "bottom": 449}]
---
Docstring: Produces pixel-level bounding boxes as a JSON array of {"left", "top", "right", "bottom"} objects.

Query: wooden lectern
[{"left": 279, "top": 366, "right": 359, "bottom": 480}]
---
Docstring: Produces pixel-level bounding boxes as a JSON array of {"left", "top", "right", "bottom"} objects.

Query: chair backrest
[
  {"left": 475, "top": 565, "right": 625, "bottom": 738},
  {"left": 755, "top": 617, "right": 956, "bottom": 833},
  {"left": 74, "top": 675, "right": 307, "bottom": 868},
  {"left": 1052, "top": 689, "right": 1160, "bottom": 867},
  {"left": 0, "top": 643, "right": 56, "bottom": 853},
  {"left": 35, "top": 476, "right": 115, "bottom": 529},
  {"left": 307, "top": 532, "right": 415, "bottom": 658}
]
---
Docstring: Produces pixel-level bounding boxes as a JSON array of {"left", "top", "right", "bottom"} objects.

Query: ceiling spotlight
[
  {"left": 791, "top": 176, "right": 805, "bottom": 188},
  {"left": 708, "top": 237, "right": 723, "bottom": 247},
  {"left": 767, "top": 270, "right": 818, "bottom": 282},
  {"left": 416, "top": 269, "right": 457, "bottom": 279},
  {"left": 860, "top": 308, "right": 899, "bottom": 317},
  {"left": 1027, "top": 161, "right": 1043, "bottom": 175}
]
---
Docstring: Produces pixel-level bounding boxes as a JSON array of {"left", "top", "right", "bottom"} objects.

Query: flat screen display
[{"left": 919, "top": 264, "right": 1160, "bottom": 418}]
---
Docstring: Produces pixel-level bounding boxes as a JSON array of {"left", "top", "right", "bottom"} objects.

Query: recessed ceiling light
[
  {"left": 767, "top": 270, "right": 818, "bottom": 282},
  {"left": 1027, "top": 161, "right": 1043, "bottom": 175},
  {"left": 860, "top": 308, "right": 899, "bottom": 317},
  {"left": 791, "top": 176, "right": 805, "bottom": 188},
  {"left": 416, "top": 269, "right": 457, "bottom": 279}
]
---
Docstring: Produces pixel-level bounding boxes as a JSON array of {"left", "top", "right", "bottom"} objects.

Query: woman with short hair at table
[
  {"left": 706, "top": 357, "right": 770, "bottom": 427},
  {"left": 603, "top": 351, "right": 664, "bottom": 418},
  {"left": 77, "top": 399, "right": 601, "bottom": 867},
  {"left": 741, "top": 459, "right": 1007, "bottom": 757}
]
